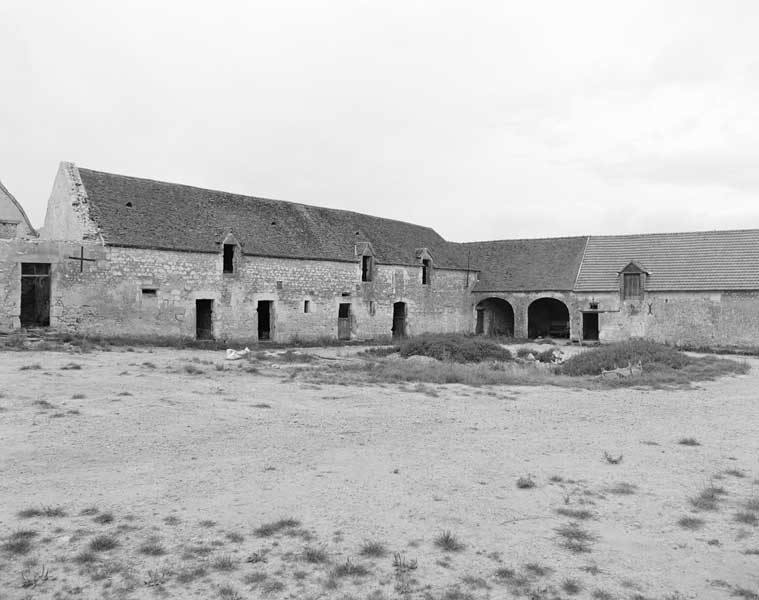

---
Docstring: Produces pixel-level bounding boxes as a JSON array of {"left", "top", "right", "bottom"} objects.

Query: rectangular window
[
  {"left": 369, "top": 300, "right": 376, "bottom": 316},
  {"left": 141, "top": 288, "right": 157, "bottom": 297},
  {"left": 422, "top": 259, "right": 431, "bottom": 285},
  {"left": 304, "top": 300, "right": 311, "bottom": 313},
  {"left": 623, "top": 273, "right": 641, "bottom": 298},
  {"left": 361, "top": 255, "right": 373, "bottom": 282},
  {"left": 223, "top": 244, "right": 235, "bottom": 273}
]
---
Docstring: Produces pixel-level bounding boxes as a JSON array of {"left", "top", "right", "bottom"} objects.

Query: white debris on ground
[{"left": 225, "top": 347, "right": 251, "bottom": 360}]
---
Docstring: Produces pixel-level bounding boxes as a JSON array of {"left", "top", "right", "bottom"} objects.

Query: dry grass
[
  {"left": 254, "top": 517, "right": 301, "bottom": 537},
  {"left": 434, "top": 531, "right": 465, "bottom": 552},
  {"left": 556, "top": 522, "right": 597, "bottom": 553},
  {"left": 677, "top": 516, "right": 705, "bottom": 530}
]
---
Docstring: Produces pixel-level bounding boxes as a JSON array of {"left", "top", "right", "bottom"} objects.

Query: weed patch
[
  {"left": 435, "top": 531, "right": 465, "bottom": 552},
  {"left": 254, "top": 517, "right": 301, "bottom": 537}
]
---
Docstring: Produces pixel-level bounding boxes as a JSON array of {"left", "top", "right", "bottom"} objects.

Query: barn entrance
[
  {"left": 195, "top": 299, "right": 214, "bottom": 340},
  {"left": 528, "top": 298, "right": 570, "bottom": 339},
  {"left": 582, "top": 312, "right": 599, "bottom": 341},
  {"left": 474, "top": 298, "right": 514, "bottom": 337},
  {"left": 392, "top": 302, "right": 407, "bottom": 339},
  {"left": 338, "top": 303, "right": 351, "bottom": 340},
  {"left": 257, "top": 301, "right": 273, "bottom": 340},
  {"left": 20, "top": 263, "right": 51, "bottom": 328}
]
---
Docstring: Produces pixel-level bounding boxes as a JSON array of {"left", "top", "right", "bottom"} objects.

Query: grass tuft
[
  {"left": 516, "top": 475, "right": 536, "bottom": 489},
  {"left": 678, "top": 437, "right": 701, "bottom": 446},
  {"left": 331, "top": 558, "right": 370, "bottom": 578},
  {"left": 677, "top": 516, "right": 705, "bottom": 530},
  {"left": 434, "top": 530, "right": 465, "bottom": 552},
  {"left": 556, "top": 507, "right": 594, "bottom": 520},
  {"left": 89, "top": 535, "right": 119, "bottom": 552},
  {"left": 735, "top": 511, "right": 759, "bottom": 526},
  {"left": 254, "top": 517, "right": 301, "bottom": 537},
  {"left": 556, "top": 522, "right": 597, "bottom": 553},
  {"left": 302, "top": 546, "right": 329, "bottom": 563},
  {"left": 359, "top": 540, "right": 387, "bottom": 558}
]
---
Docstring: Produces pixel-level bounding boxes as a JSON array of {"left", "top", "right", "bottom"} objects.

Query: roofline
[
  {"left": 76, "top": 166, "right": 443, "bottom": 236},
  {"left": 461, "top": 235, "right": 589, "bottom": 245},
  {"left": 575, "top": 287, "right": 759, "bottom": 293},
  {"left": 0, "top": 179, "right": 36, "bottom": 236},
  {"left": 472, "top": 288, "right": 575, "bottom": 293}
]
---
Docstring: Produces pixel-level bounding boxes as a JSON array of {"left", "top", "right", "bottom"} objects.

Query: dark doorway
[
  {"left": 528, "top": 297, "right": 570, "bottom": 339},
  {"left": 20, "top": 263, "right": 51, "bottom": 327},
  {"left": 258, "top": 301, "right": 272, "bottom": 340},
  {"left": 582, "top": 312, "right": 599, "bottom": 341},
  {"left": 392, "top": 302, "right": 407, "bottom": 339},
  {"left": 195, "top": 299, "right": 214, "bottom": 340},
  {"left": 338, "top": 303, "right": 351, "bottom": 340},
  {"left": 474, "top": 298, "right": 514, "bottom": 336}
]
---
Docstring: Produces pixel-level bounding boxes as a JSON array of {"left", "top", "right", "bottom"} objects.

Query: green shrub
[
  {"left": 399, "top": 334, "right": 512, "bottom": 363},
  {"left": 558, "top": 340, "right": 691, "bottom": 376}
]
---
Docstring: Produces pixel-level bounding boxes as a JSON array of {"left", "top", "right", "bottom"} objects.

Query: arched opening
[
  {"left": 475, "top": 298, "right": 514, "bottom": 337},
  {"left": 528, "top": 298, "right": 570, "bottom": 339}
]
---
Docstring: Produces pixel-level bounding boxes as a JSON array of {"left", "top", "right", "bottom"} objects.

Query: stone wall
[
  {"left": 25, "top": 244, "right": 476, "bottom": 341},
  {"left": 575, "top": 290, "right": 759, "bottom": 347}
]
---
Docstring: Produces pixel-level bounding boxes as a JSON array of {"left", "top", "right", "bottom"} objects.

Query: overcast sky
[{"left": 2, "top": 1, "right": 758, "bottom": 241}]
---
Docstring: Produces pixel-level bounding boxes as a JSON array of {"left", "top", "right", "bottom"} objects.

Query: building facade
[{"left": 3, "top": 161, "right": 759, "bottom": 347}]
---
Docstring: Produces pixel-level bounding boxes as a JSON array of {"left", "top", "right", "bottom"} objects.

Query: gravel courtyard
[{"left": 1, "top": 346, "right": 757, "bottom": 599}]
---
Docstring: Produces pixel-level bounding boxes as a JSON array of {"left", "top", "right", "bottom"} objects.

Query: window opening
[
  {"left": 422, "top": 259, "right": 431, "bottom": 285},
  {"left": 223, "top": 244, "right": 235, "bottom": 273},
  {"left": 361, "top": 255, "right": 373, "bottom": 282}
]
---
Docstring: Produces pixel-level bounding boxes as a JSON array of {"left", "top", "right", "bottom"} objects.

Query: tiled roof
[
  {"left": 462, "top": 237, "right": 588, "bottom": 291},
  {"left": 575, "top": 230, "right": 759, "bottom": 291},
  {"left": 77, "top": 168, "right": 468, "bottom": 269},
  {"left": 0, "top": 179, "right": 35, "bottom": 235}
]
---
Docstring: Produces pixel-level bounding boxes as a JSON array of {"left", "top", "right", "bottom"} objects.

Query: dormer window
[
  {"left": 223, "top": 244, "right": 235, "bottom": 273},
  {"left": 623, "top": 273, "right": 641, "bottom": 298},
  {"left": 422, "top": 258, "right": 432, "bottom": 285},
  {"left": 221, "top": 232, "right": 241, "bottom": 275},
  {"left": 618, "top": 260, "right": 648, "bottom": 299},
  {"left": 361, "top": 255, "right": 374, "bottom": 282}
]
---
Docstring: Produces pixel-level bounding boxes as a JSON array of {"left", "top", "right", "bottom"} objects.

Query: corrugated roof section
[
  {"left": 77, "top": 168, "right": 469, "bottom": 269},
  {"left": 575, "top": 230, "right": 759, "bottom": 291},
  {"left": 463, "top": 236, "right": 588, "bottom": 291}
]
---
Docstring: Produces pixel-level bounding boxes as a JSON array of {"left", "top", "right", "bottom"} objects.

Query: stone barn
[
  {"left": 16, "top": 162, "right": 476, "bottom": 342},
  {"left": 3, "top": 161, "right": 759, "bottom": 348}
]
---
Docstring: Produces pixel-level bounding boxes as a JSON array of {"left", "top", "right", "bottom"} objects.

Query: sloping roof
[
  {"left": 462, "top": 236, "right": 588, "bottom": 291},
  {"left": 575, "top": 230, "right": 759, "bottom": 291},
  {"left": 0, "top": 179, "right": 36, "bottom": 235},
  {"left": 77, "top": 168, "right": 468, "bottom": 268}
]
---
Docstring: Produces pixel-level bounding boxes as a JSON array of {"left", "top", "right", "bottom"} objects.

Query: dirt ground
[{"left": 1, "top": 345, "right": 758, "bottom": 600}]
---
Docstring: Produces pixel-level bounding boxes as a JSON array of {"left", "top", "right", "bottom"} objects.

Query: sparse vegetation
[
  {"left": 435, "top": 531, "right": 465, "bottom": 552},
  {"left": 677, "top": 516, "right": 705, "bottom": 530},
  {"left": 212, "top": 553, "right": 236, "bottom": 571},
  {"left": 331, "top": 558, "right": 370, "bottom": 578},
  {"left": 606, "top": 482, "right": 637, "bottom": 495},
  {"left": 359, "top": 540, "right": 387, "bottom": 557},
  {"left": 735, "top": 511, "right": 759, "bottom": 525},
  {"left": 302, "top": 546, "right": 329, "bottom": 563},
  {"left": 93, "top": 512, "right": 114, "bottom": 524},
  {"left": 89, "top": 535, "right": 119, "bottom": 552},
  {"left": 557, "top": 507, "right": 594, "bottom": 520},
  {"left": 398, "top": 334, "right": 513, "bottom": 363},
  {"left": 516, "top": 474, "right": 536, "bottom": 489},
  {"left": 556, "top": 522, "right": 597, "bottom": 553},
  {"left": 254, "top": 517, "right": 301, "bottom": 537},
  {"left": 678, "top": 437, "right": 701, "bottom": 446},
  {"left": 690, "top": 484, "right": 727, "bottom": 511}
]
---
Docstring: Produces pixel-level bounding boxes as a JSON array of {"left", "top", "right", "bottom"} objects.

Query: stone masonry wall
[
  {"left": 47, "top": 246, "right": 476, "bottom": 342},
  {"left": 574, "top": 290, "right": 759, "bottom": 347}
]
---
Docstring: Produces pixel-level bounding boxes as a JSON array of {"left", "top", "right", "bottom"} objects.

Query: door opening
[
  {"left": 582, "top": 312, "right": 599, "bottom": 341},
  {"left": 392, "top": 302, "right": 407, "bottom": 339},
  {"left": 338, "top": 303, "right": 351, "bottom": 340},
  {"left": 258, "top": 301, "right": 272, "bottom": 340},
  {"left": 195, "top": 299, "right": 214, "bottom": 340},
  {"left": 20, "top": 263, "right": 51, "bottom": 328}
]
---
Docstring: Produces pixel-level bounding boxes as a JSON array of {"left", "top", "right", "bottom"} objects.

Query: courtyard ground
[{"left": 1, "top": 345, "right": 758, "bottom": 599}]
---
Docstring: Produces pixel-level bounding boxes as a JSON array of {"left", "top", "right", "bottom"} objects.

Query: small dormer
[
  {"left": 220, "top": 232, "right": 242, "bottom": 275},
  {"left": 618, "top": 260, "right": 649, "bottom": 299},
  {"left": 416, "top": 248, "right": 434, "bottom": 285},
  {"left": 356, "top": 242, "right": 375, "bottom": 282}
]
